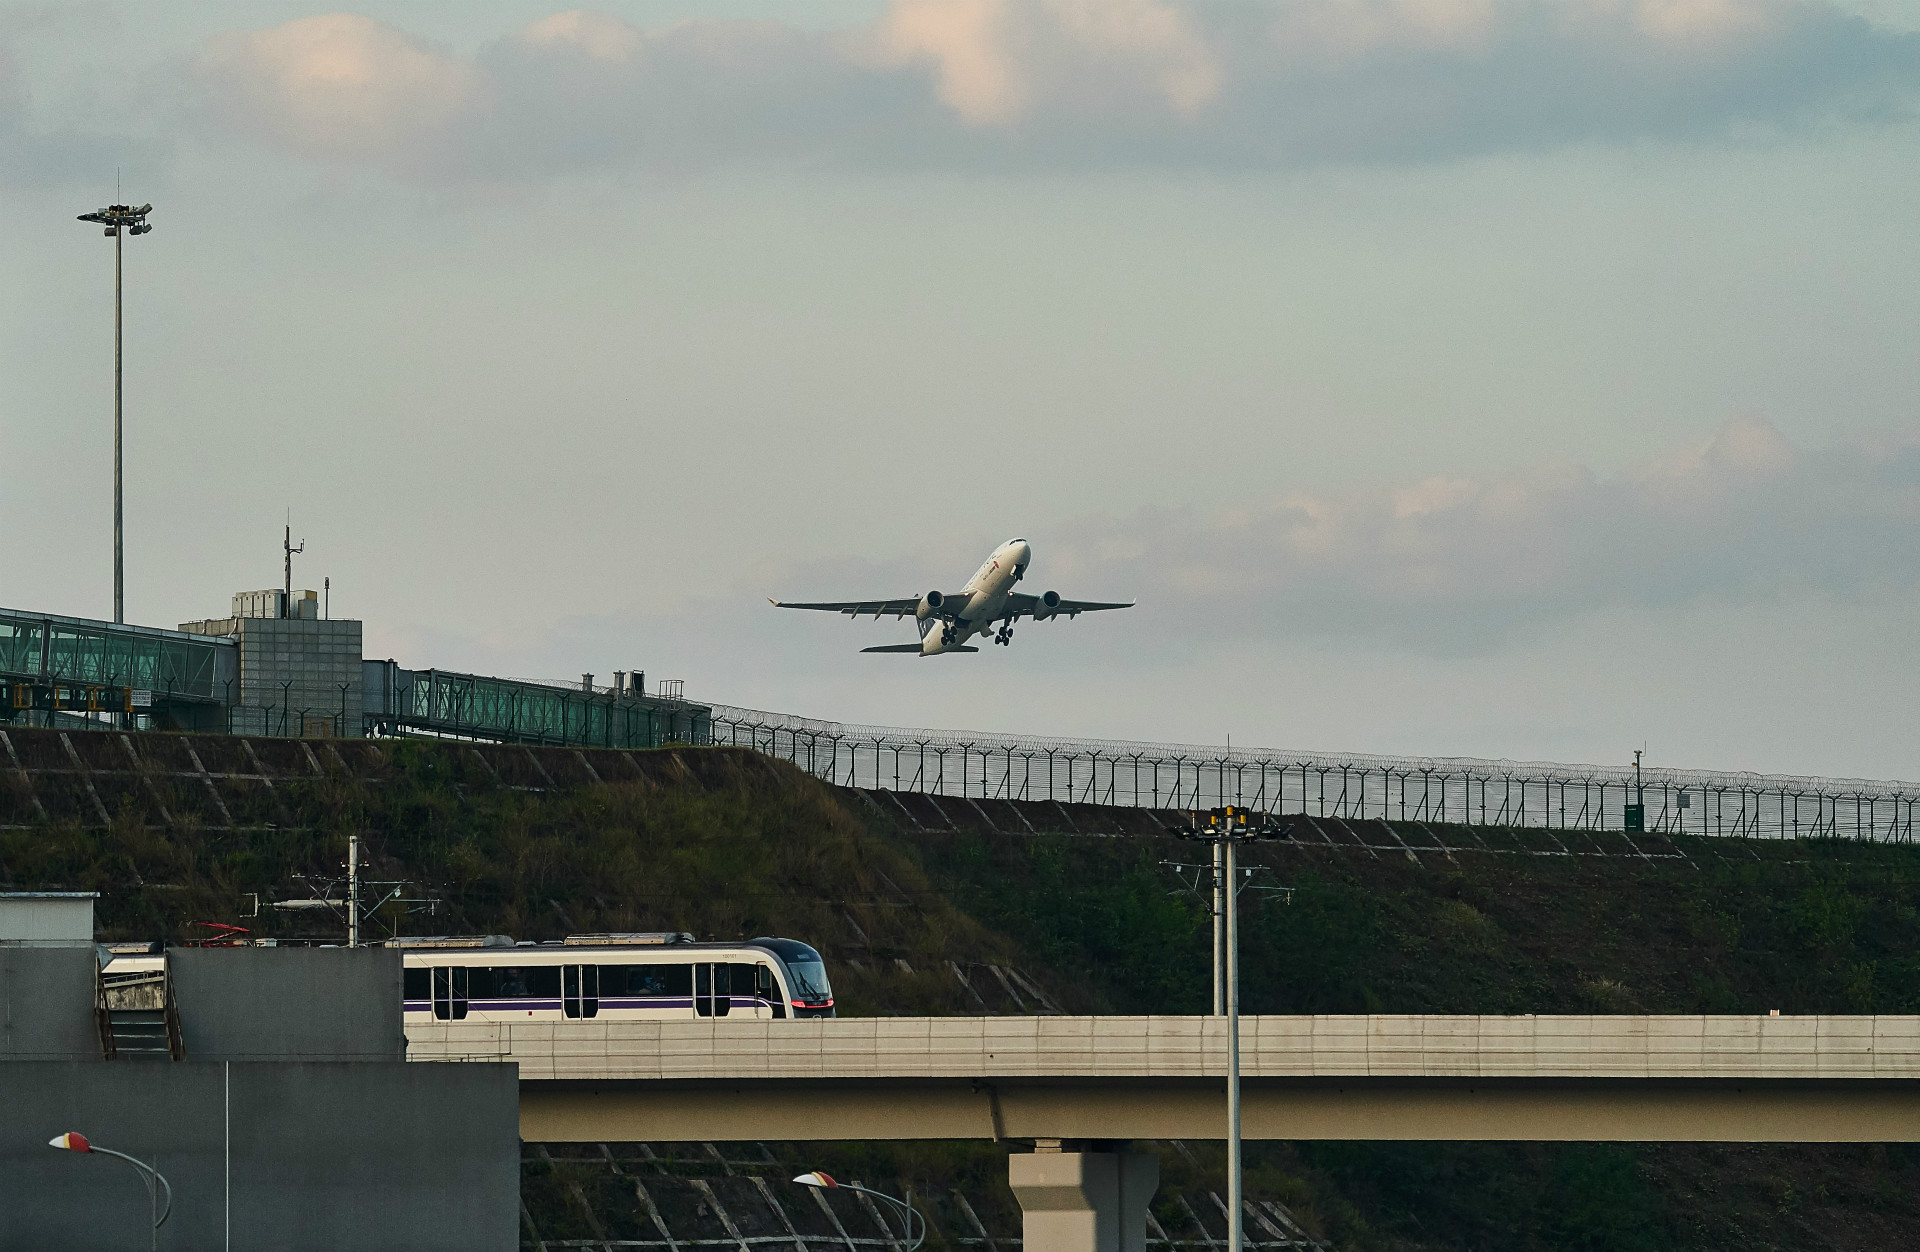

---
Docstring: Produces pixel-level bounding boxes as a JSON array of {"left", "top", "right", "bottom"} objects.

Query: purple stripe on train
[{"left": 403, "top": 996, "right": 775, "bottom": 1012}]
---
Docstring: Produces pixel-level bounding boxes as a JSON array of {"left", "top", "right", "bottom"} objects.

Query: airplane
[{"left": 771, "top": 538, "right": 1132, "bottom": 656}]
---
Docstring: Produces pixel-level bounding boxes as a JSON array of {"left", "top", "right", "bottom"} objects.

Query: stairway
[{"left": 97, "top": 961, "right": 184, "bottom": 1060}]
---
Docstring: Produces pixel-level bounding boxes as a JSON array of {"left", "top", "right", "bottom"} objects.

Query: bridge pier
[{"left": 1007, "top": 1141, "right": 1159, "bottom": 1252}]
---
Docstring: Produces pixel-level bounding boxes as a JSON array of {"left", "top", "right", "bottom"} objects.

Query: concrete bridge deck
[{"left": 407, "top": 1014, "right": 1920, "bottom": 1144}]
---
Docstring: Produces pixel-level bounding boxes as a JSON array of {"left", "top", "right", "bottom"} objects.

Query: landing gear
[
  {"left": 994, "top": 623, "right": 1014, "bottom": 646},
  {"left": 940, "top": 623, "right": 957, "bottom": 646}
]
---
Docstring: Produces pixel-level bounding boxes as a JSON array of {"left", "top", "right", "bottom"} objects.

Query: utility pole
[
  {"left": 283, "top": 521, "right": 304, "bottom": 618},
  {"left": 347, "top": 834, "right": 360, "bottom": 947},
  {"left": 276, "top": 840, "right": 437, "bottom": 945},
  {"left": 1211, "top": 839, "right": 1225, "bottom": 1015},
  {"left": 75, "top": 201, "right": 153, "bottom": 624}
]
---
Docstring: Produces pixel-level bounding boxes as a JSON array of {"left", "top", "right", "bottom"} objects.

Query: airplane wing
[
  {"left": 1005, "top": 594, "right": 1134, "bottom": 621},
  {"left": 770, "top": 597, "right": 930, "bottom": 619}
]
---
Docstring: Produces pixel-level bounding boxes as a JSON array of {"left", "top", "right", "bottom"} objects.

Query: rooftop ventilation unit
[
  {"left": 563, "top": 932, "right": 695, "bottom": 946},
  {"left": 385, "top": 935, "right": 516, "bottom": 949}
]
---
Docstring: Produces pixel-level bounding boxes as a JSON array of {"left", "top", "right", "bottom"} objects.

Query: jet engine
[
  {"left": 1032, "top": 590, "right": 1062, "bottom": 620},
  {"left": 916, "top": 590, "right": 945, "bottom": 621}
]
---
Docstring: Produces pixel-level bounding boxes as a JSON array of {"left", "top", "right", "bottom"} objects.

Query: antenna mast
[{"left": 283, "top": 519, "right": 305, "bottom": 618}]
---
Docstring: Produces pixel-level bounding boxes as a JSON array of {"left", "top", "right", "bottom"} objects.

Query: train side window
[
  {"left": 403, "top": 968, "right": 429, "bottom": 1001},
  {"left": 430, "top": 966, "right": 468, "bottom": 1020},
  {"left": 695, "top": 963, "right": 731, "bottom": 1017},
  {"left": 466, "top": 966, "right": 499, "bottom": 1000},
  {"left": 613, "top": 964, "right": 691, "bottom": 997},
  {"left": 488, "top": 967, "right": 561, "bottom": 999},
  {"left": 563, "top": 964, "right": 600, "bottom": 1019}
]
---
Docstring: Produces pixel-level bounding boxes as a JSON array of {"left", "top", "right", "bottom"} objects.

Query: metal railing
[{"left": 705, "top": 704, "right": 1920, "bottom": 842}]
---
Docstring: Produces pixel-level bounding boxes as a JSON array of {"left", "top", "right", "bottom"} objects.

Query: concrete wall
[
  {"left": 0, "top": 947, "right": 407, "bottom": 1064},
  {"left": 178, "top": 615, "right": 365, "bottom": 737},
  {"left": 0, "top": 947, "right": 515, "bottom": 1250},
  {"left": 0, "top": 946, "right": 99, "bottom": 1059},
  {"left": 0, "top": 894, "right": 95, "bottom": 944},
  {"left": 0, "top": 1060, "right": 519, "bottom": 1252},
  {"left": 170, "top": 947, "right": 403, "bottom": 1061}
]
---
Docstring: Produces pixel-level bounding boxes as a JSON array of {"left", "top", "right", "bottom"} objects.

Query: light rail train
[
  {"left": 397, "top": 932, "right": 833, "bottom": 1021},
  {"left": 105, "top": 932, "right": 835, "bottom": 1021}
]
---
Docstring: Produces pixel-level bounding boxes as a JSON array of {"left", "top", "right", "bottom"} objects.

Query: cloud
[
  {"left": 192, "top": 14, "right": 482, "bottom": 166},
  {"left": 1042, "top": 417, "right": 1920, "bottom": 653},
  {"left": 867, "top": 0, "right": 1222, "bottom": 125},
  {"left": 180, "top": 1, "right": 1920, "bottom": 180}
]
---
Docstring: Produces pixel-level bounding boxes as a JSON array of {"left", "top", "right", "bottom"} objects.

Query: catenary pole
[
  {"left": 347, "top": 834, "right": 360, "bottom": 947},
  {"left": 1210, "top": 849, "right": 1223, "bottom": 1016}
]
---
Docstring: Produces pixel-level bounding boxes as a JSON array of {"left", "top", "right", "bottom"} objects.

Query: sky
[{"left": 2, "top": 0, "right": 1918, "bottom": 779}]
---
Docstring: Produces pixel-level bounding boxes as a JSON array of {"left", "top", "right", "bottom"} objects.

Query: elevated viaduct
[{"left": 411, "top": 1013, "right": 1920, "bottom": 1252}]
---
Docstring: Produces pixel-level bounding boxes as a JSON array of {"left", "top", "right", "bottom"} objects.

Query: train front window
[{"left": 786, "top": 959, "right": 831, "bottom": 1001}]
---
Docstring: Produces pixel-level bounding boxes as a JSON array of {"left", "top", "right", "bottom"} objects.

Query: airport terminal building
[{"left": 0, "top": 593, "right": 709, "bottom": 748}]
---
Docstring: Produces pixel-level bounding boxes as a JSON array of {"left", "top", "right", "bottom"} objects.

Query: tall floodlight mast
[
  {"left": 74, "top": 201, "right": 154, "bottom": 625},
  {"left": 1170, "top": 806, "right": 1291, "bottom": 1251}
]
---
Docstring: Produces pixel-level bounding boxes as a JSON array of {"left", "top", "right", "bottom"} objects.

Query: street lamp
[
  {"left": 49, "top": 1130, "right": 173, "bottom": 1251},
  {"left": 74, "top": 200, "right": 153, "bottom": 625},
  {"left": 791, "top": 1170, "right": 924, "bottom": 1250}
]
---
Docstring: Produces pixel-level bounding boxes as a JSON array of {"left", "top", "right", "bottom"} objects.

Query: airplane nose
[{"left": 1015, "top": 541, "right": 1031, "bottom": 564}]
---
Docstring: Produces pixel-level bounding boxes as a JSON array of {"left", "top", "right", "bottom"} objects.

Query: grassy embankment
[
  {"left": 898, "top": 819, "right": 1920, "bottom": 1250},
  {"left": 8, "top": 735, "right": 1920, "bottom": 1249}
]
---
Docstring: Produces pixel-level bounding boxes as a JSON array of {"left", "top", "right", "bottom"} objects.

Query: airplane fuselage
[{"left": 920, "top": 538, "right": 1030, "bottom": 655}]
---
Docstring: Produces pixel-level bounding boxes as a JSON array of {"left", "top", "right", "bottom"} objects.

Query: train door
[
  {"left": 694, "top": 963, "right": 731, "bottom": 1017},
  {"left": 562, "top": 964, "right": 599, "bottom": 1019},
  {"left": 431, "top": 966, "right": 468, "bottom": 1020},
  {"left": 754, "top": 963, "right": 786, "bottom": 1018}
]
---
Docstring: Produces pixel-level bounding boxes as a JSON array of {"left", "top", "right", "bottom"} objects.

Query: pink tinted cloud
[{"left": 179, "top": 1, "right": 1920, "bottom": 180}]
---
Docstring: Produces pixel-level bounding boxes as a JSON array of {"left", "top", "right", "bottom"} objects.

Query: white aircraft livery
[{"left": 771, "top": 538, "right": 1132, "bottom": 656}]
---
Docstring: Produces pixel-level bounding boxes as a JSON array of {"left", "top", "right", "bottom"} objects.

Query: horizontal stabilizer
[{"left": 860, "top": 644, "right": 979, "bottom": 654}]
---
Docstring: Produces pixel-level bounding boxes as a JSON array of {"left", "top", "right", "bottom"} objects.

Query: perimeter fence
[{"left": 705, "top": 704, "right": 1920, "bottom": 843}]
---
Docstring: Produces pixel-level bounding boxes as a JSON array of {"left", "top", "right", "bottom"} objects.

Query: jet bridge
[
  {"left": 0, "top": 606, "right": 234, "bottom": 731},
  {"left": 363, "top": 663, "right": 711, "bottom": 749}
]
